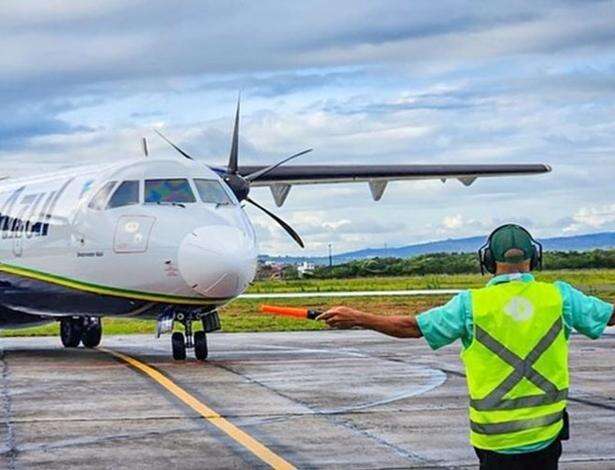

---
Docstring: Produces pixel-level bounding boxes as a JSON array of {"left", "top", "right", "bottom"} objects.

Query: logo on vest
[{"left": 504, "top": 296, "right": 534, "bottom": 321}]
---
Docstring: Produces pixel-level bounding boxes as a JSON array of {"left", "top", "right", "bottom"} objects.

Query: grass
[
  {"left": 2, "top": 269, "right": 613, "bottom": 337},
  {"left": 248, "top": 269, "right": 615, "bottom": 295}
]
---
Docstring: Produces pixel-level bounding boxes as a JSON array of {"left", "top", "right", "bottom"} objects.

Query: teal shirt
[{"left": 417, "top": 273, "right": 614, "bottom": 454}]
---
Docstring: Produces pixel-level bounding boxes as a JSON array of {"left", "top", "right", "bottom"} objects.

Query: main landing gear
[
  {"left": 167, "top": 310, "right": 220, "bottom": 361},
  {"left": 60, "top": 317, "right": 102, "bottom": 348}
]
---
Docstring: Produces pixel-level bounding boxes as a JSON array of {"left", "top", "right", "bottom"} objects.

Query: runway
[{"left": 1, "top": 330, "right": 615, "bottom": 469}]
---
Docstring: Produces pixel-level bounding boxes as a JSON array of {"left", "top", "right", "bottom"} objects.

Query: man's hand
[{"left": 317, "top": 306, "right": 370, "bottom": 329}]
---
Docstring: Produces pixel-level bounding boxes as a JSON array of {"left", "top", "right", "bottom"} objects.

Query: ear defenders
[{"left": 478, "top": 224, "right": 543, "bottom": 275}]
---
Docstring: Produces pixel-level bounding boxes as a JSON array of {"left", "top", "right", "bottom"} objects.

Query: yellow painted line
[{"left": 101, "top": 348, "right": 295, "bottom": 470}]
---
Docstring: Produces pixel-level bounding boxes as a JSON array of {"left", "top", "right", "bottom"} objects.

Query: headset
[{"left": 478, "top": 224, "right": 543, "bottom": 275}]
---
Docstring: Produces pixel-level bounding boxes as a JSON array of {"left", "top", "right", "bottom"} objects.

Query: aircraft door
[
  {"left": 12, "top": 237, "right": 22, "bottom": 258},
  {"left": 113, "top": 216, "right": 156, "bottom": 253}
]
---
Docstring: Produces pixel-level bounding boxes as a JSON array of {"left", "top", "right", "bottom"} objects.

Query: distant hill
[{"left": 260, "top": 231, "right": 615, "bottom": 265}]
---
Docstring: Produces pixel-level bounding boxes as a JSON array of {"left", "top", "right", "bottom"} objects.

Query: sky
[{"left": 1, "top": 0, "right": 614, "bottom": 256}]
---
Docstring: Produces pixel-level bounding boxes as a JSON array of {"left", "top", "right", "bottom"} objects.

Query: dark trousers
[{"left": 474, "top": 438, "right": 562, "bottom": 470}]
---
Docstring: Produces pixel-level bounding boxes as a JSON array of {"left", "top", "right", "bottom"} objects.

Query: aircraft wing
[
  {"left": 235, "top": 163, "right": 551, "bottom": 206},
  {"left": 240, "top": 163, "right": 551, "bottom": 186}
]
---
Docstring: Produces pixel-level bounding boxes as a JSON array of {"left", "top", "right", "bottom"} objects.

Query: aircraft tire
[
  {"left": 172, "top": 332, "right": 186, "bottom": 360},
  {"left": 60, "top": 318, "right": 82, "bottom": 348},
  {"left": 82, "top": 322, "right": 102, "bottom": 348},
  {"left": 194, "top": 331, "right": 208, "bottom": 361}
]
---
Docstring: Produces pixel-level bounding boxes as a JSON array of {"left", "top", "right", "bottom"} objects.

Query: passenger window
[
  {"left": 194, "top": 179, "right": 233, "bottom": 205},
  {"left": 107, "top": 180, "right": 139, "bottom": 209},
  {"left": 144, "top": 179, "right": 196, "bottom": 204},
  {"left": 88, "top": 181, "right": 117, "bottom": 210}
]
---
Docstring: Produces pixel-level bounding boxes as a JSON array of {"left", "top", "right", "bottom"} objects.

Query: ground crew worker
[{"left": 318, "top": 224, "right": 615, "bottom": 470}]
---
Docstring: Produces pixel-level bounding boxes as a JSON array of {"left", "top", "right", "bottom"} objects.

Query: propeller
[
  {"left": 154, "top": 129, "right": 194, "bottom": 160},
  {"left": 245, "top": 197, "right": 304, "bottom": 248},
  {"left": 153, "top": 97, "right": 312, "bottom": 248},
  {"left": 228, "top": 95, "right": 240, "bottom": 173},
  {"left": 244, "top": 148, "right": 312, "bottom": 182}
]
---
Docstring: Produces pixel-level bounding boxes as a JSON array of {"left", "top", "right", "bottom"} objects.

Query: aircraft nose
[{"left": 178, "top": 226, "right": 257, "bottom": 299}]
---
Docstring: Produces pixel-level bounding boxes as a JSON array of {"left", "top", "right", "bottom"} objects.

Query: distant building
[
  {"left": 255, "top": 261, "right": 285, "bottom": 280},
  {"left": 256, "top": 260, "right": 314, "bottom": 280},
  {"left": 297, "top": 261, "right": 315, "bottom": 278}
]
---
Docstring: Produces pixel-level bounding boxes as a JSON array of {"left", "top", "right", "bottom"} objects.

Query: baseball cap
[{"left": 489, "top": 225, "right": 534, "bottom": 263}]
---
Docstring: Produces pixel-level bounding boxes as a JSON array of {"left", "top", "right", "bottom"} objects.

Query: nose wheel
[
  {"left": 171, "top": 326, "right": 207, "bottom": 361},
  {"left": 171, "top": 332, "right": 187, "bottom": 360},
  {"left": 194, "top": 331, "right": 208, "bottom": 361},
  {"left": 170, "top": 311, "right": 219, "bottom": 361}
]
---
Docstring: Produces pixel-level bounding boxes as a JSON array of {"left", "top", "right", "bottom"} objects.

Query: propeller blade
[
  {"left": 245, "top": 148, "right": 313, "bottom": 182},
  {"left": 228, "top": 95, "right": 240, "bottom": 174},
  {"left": 246, "top": 197, "right": 304, "bottom": 248},
  {"left": 154, "top": 129, "right": 194, "bottom": 160}
]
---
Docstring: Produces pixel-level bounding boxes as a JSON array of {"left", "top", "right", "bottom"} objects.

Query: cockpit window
[
  {"left": 88, "top": 181, "right": 117, "bottom": 210},
  {"left": 107, "top": 180, "right": 140, "bottom": 209},
  {"left": 145, "top": 179, "right": 196, "bottom": 204},
  {"left": 193, "top": 179, "right": 233, "bottom": 205}
]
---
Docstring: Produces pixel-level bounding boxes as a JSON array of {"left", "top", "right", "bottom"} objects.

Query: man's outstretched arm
[
  {"left": 556, "top": 280, "right": 615, "bottom": 337},
  {"left": 318, "top": 306, "right": 423, "bottom": 338}
]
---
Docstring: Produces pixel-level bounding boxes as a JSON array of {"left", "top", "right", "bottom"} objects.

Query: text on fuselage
[{"left": 0, "top": 179, "right": 73, "bottom": 240}]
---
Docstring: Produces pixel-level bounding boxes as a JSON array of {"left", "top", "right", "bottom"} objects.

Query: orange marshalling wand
[{"left": 260, "top": 305, "right": 322, "bottom": 320}]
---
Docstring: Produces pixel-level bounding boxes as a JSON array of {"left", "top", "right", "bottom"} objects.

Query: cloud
[
  {"left": 193, "top": 70, "right": 368, "bottom": 98},
  {"left": 442, "top": 214, "right": 463, "bottom": 230},
  {"left": 2, "top": 1, "right": 614, "bottom": 87},
  {"left": 0, "top": 101, "right": 94, "bottom": 150},
  {"left": 0, "top": 119, "right": 89, "bottom": 150},
  {"left": 561, "top": 204, "right": 615, "bottom": 233}
]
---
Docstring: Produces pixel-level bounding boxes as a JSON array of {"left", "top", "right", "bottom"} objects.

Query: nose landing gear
[
  {"left": 168, "top": 310, "right": 220, "bottom": 361},
  {"left": 60, "top": 317, "right": 102, "bottom": 348}
]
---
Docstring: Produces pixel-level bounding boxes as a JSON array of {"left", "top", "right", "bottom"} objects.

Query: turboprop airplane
[{"left": 0, "top": 101, "right": 551, "bottom": 360}]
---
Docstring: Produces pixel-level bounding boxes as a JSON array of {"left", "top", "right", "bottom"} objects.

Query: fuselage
[{"left": 0, "top": 158, "right": 258, "bottom": 327}]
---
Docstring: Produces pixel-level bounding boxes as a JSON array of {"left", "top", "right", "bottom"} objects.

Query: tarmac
[{"left": 1, "top": 329, "right": 614, "bottom": 469}]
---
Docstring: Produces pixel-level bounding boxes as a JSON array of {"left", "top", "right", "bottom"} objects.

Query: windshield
[
  {"left": 145, "top": 179, "right": 196, "bottom": 204},
  {"left": 193, "top": 179, "right": 233, "bottom": 205},
  {"left": 88, "top": 181, "right": 117, "bottom": 210},
  {"left": 107, "top": 180, "right": 140, "bottom": 209}
]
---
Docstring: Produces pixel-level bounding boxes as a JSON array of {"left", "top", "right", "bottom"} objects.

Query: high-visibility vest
[{"left": 460, "top": 280, "right": 568, "bottom": 450}]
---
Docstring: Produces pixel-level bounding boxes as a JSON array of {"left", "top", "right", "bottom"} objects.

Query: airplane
[{"left": 0, "top": 101, "right": 551, "bottom": 360}]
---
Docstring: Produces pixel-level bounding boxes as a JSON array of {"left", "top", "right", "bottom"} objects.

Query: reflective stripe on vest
[
  {"left": 471, "top": 410, "right": 564, "bottom": 435},
  {"left": 462, "top": 281, "right": 568, "bottom": 450},
  {"left": 470, "top": 317, "right": 568, "bottom": 413}
]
